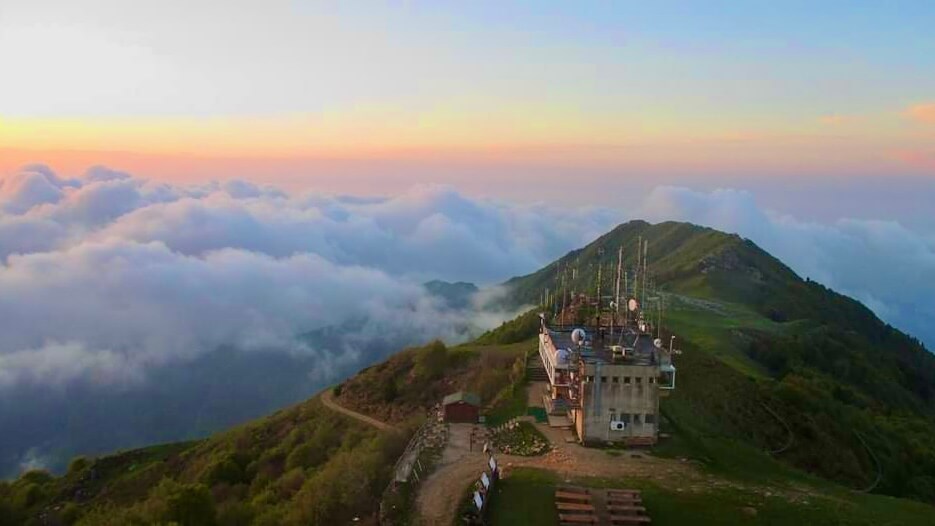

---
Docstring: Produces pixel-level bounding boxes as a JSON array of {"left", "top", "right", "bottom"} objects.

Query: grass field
[{"left": 487, "top": 468, "right": 935, "bottom": 526}]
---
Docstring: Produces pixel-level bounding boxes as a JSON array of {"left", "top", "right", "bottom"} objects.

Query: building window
[
  {"left": 623, "top": 376, "right": 631, "bottom": 385},
  {"left": 632, "top": 414, "right": 642, "bottom": 425},
  {"left": 600, "top": 376, "right": 607, "bottom": 383},
  {"left": 609, "top": 409, "right": 616, "bottom": 421},
  {"left": 585, "top": 375, "right": 594, "bottom": 383},
  {"left": 649, "top": 377, "right": 656, "bottom": 384},
  {"left": 635, "top": 377, "right": 642, "bottom": 385},
  {"left": 621, "top": 414, "right": 630, "bottom": 423},
  {"left": 645, "top": 414, "right": 656, "bottom": 424},
  {"left": 612, "top": 376, "right": 619, "bottom": 383}
]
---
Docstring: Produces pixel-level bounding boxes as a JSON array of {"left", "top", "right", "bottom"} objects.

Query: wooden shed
[{"left": 442, "top": 391, "right": 481, "bottom": 423}]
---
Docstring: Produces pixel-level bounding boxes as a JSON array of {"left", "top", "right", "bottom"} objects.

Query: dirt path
[
  {"left": 416, "top": 423, "right": 487, "bottom": 525},
  {"left": 416, "top": 436, "right": 697, "bottom": 525},
  {"left": 321, "top": 389, "right": 395, "bottom": 431},
  {"left": 415, "top": 412, "right": 721, "bottom": 525}
]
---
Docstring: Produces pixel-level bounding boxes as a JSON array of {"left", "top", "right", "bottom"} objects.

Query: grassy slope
[
  {"left": 0, "top": 395, "right": 408, "bottom": 526},
  {"left": 489, "top": 468, "right": 935, "bottom": 526},
  {"left": 505, "top": 220, "right": 935, "bottom": 504},
  {"left": 333, "top": 339, "right": 530, "bottom": 424},
  {"left": 0, "top": 339, "right": 530, "bottom": 526}
]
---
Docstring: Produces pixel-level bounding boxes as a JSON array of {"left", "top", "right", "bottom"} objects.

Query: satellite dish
[
  {"left": 627, "top": 298, "right": 639, "bottom": 312},
  {"left": 654, "top": 338, "right": 663, "bottom": 348},
  {"left": 571, "top": 328, "right": 587, "bottom": 345}
]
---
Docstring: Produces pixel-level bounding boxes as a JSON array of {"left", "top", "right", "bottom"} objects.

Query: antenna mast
[
  {"left": 614, "top": 246, "right": 623, "bottom": 327},
  {"left": 623, "top": 262, "right": 629, "bottom": 327},
  {"left": 642, "top": 239, "right": 648, "bottom": 310},
  {"left": 560, "top": 266, "right": 567, "bottom": 326}
]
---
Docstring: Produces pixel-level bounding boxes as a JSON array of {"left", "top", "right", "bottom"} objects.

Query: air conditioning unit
[{"left": 609, "top": 421, "right": 626, "bottom": 431}]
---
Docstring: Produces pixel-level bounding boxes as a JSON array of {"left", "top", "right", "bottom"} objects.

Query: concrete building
[{"left": 538, "top": 319, "right": 676, "bottom": 446}]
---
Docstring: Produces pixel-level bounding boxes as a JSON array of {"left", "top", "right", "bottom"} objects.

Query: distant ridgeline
[{"left": 505, "top": 220, "right": 935, "bottom": 502}]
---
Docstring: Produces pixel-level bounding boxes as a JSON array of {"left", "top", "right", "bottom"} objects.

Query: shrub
[
  {"left": 68, "top": 456, "right": 90, "bottom": 476},
  {"left": 203, "top": 454, "right": 248, "bottom": 486},
  {"left": 216, "top": 501, "right": 255, "bottom": 526},
  {"left": 13, "top": 482, "right": 44, "bottom": 509},
  {"left": 17, "top": 469, "right": 53, "bottom": 485},
  {"left": 285, "top": 443, "right": 318, "bottom": 471},
  {"left": 59, "top": 502, "right": 82, "bottom": 525},
  {"left": 277, "top": 467, "right": 305, "bottom": 497},
  {"left": 414, "top": 340, "right": 448, "bottom": 380},
  {"left": 146, "top": 478, "right": 218, "bottom": 526}
]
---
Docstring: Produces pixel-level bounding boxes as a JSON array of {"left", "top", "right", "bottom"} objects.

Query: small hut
[{"left": 442, "top": 391, "right": 481, "bottom": 423}]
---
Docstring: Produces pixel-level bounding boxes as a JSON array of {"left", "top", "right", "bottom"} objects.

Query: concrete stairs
[{"left": 526, "top": 359, "right": 549, "bottom": 382}]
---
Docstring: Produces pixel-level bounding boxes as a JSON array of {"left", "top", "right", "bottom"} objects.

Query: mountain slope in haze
[
  {"left": 0, "top": 340, "right": 529, "bottom": 526},
  {"left": 422, "top": 280, "right": 479, "bottom": 310},
  {"left": 3, "top": 220, "right": 934, "bottom": 525},
  {"left": 506, "top": 220, "right": 935, "bottom": 502}
]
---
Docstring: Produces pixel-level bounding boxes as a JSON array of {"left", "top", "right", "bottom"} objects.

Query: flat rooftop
[{"left": 547, "top": 325, "right": 658, "bottom": 366}]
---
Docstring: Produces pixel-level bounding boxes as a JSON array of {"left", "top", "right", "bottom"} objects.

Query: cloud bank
[
  {"left": 0, "top": 165, "right": 621, "bottom": 391},
  {"left": 1, "top": 167, "right": 932, "bottom": 390},
  {"left": 1, "top": 165, "right": 932, "bottom": 475}
]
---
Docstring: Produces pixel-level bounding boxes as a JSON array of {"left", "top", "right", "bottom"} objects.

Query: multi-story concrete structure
[{"left": 538, "top": 318, "right": 676, "bottom": 446}]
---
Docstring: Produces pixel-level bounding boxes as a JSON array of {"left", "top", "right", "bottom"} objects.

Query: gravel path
[
  {"left": 416, "top": 424, "right": 487, "bottom": 525},
  {"left": 321, "top": 389, "right": 396, "bottom": 431}
]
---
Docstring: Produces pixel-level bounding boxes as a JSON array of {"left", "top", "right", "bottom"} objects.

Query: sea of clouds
[
  {"left": 0, "top": 165, "right": 619, "bottom": 392},
  {"left": 0, "top": 165, "right": 932, "bottom": 474}
]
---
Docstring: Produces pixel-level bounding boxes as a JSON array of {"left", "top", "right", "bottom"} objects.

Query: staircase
[
  {"left": 545, "top": 395, "right": 571, "bottom": 415},
  {"left": 526, "top": 357, "right": 549, "bottom": 382}
]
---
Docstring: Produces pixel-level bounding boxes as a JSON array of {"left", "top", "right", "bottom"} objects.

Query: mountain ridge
[
  {"left": 503, "top": 219, "right": 935, "bottom": 498},
  {"left": 3, "top": 219, "right": 934, "bottom": 525}
]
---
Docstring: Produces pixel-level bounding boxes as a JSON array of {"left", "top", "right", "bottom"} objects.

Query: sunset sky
[
  {"left": 2, "top": 1, "right": 934, "bottom": 223},
  {"left": 3, "top": 1, "right": 935, "bottom": 476}
]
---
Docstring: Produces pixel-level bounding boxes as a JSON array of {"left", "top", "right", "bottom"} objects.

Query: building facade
[{"left": 538, "top": 317, "right": 675, "bottom": 446}]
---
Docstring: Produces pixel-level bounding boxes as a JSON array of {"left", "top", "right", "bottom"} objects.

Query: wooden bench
[
  {"left": 557, "top": 485, "right": 590, "bottom": 494},
  {"left": 555, "top": 491, "right": 593, "bottom": 502},
  {"left": 606, "top": 494, "right": 642, "bottom": 501},
  {"left": 556, "top": 502, "right": 596, "bottom": 513},
  {"left": 606, "top": 504, "right": 646, "bottom": 513},
  {"left": 607, "top": 489, "right": 641, "bottom": 497},
  {"left": 610, "top": 515, "right": 651, "bottom": 524},
  {"left": 558, "top": 514, "right": 599, "bottom": 524},
  {"left": 607, "top": 497, "right": 642, "bottom": 505}
]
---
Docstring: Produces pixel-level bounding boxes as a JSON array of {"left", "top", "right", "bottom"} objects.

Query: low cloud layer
[
  {"left": 1, "top": 165, "right": 932, "bottom": 475},
  {"left": 0, "top": 165, "right": 621, "bottom": 391},
  {"left": 1, "top": 167, "right": 932, "bottom": 388}
]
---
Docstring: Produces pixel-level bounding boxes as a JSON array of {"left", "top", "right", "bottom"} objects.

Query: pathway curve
[{"left": 321, "top": 389, "right": 396, "bottom": 431}]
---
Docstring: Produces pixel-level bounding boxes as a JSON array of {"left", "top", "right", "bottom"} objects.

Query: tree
[
  {"left": 414, "top": 340, "right": 448, "bottom": 380},
  {"left": 146, "top": 478, "right": 217, "bottom": 526}
]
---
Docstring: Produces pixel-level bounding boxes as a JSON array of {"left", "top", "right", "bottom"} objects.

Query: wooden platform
[
  {"left": 555, "top": 491, "right": 593, "bottom": 502},
  {"left": 553, "top": 487, "right": 651, "bottom": 525},
  {"left": 557, "top": 502, "right": 596, "bottom": 513}
]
